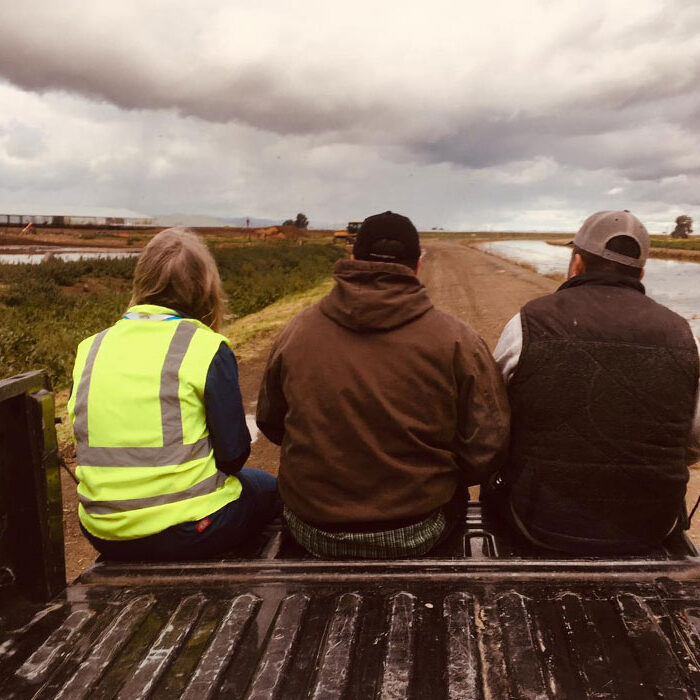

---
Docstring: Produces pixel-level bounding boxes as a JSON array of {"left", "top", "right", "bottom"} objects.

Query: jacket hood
[{"left": 319, "top": 259, "right": 433, "bottom": 332}]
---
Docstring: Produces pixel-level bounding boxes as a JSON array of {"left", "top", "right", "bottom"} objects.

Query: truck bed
[
  {"left": 3, "top": 372, "right": 700, "bottom": 698},
  {"left": 3, "top": 505, "right": 700, "bottom": 699}
]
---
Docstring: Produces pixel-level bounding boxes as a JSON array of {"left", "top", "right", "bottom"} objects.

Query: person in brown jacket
[{"left": 256, "top": 211, "right": 510, "bottom": 558}]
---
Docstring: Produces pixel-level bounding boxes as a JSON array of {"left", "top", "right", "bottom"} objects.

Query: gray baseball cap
[{"left": 572, "top": 210, "right": 649, "bottom": 269}]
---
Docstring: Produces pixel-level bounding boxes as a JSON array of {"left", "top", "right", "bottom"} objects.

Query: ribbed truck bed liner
[
  {"left": 3, "top": 372, "right": 700, "bottom": 698},
  {"left": 3, "top": 551, "right": 700, "bottom": 698}
]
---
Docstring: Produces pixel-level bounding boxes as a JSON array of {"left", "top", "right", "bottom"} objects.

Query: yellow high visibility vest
[{"left": 67, "top": 304, "right": 242, "bottom": 540}]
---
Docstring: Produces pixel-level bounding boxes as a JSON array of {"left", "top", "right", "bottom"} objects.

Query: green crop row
[{"left": 0, "top": 242, "right": 345, "bottom": 388}]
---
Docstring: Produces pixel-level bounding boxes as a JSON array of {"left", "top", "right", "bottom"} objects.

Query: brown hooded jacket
[{"left": 256, "top": 259, "right": 510, "bottom": 529}]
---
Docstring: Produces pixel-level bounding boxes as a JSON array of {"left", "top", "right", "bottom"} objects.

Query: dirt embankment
[
  {"left": 0, "top": 227, "right": 154, "bottom": 248},
  {"left": 0, "top": 225, "right": 337, "bottom": 251},
  {"left": 649, "top": 247, "right": 700, "bottom": 262},
  {"left": 546, "top": 238, "right": 700, "bottom": 263}
]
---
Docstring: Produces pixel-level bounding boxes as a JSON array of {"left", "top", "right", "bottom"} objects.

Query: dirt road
[
  {"left": 419, "top": 240, "right": 557, "bottom": 345},
  {"left": 60, "top": 240, "right": 700, "bottom": 580}
]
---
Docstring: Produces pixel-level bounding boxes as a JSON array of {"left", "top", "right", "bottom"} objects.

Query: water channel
[
  {"left": 479, "top": 240, "right": 700, "bottom": 337},
  {"left": 0, "top": 246, "right": 139, "bottom": 264}
]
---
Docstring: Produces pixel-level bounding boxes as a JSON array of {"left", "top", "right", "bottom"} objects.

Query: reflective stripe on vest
[
  {"left": 79, "top": 471, "right": 227, "bottom": 515},
  {"left": 73, "top": 321, "right": 211, "bottom": 468}
]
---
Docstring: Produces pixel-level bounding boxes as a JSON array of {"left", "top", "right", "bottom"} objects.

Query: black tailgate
[{"left": 3, "top": 523, "right": 700, "bottom": 699}]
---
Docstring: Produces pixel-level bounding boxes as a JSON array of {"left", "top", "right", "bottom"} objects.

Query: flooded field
[
  {"left": 479, "top": 240, "right": 700, "bottom": 336},
  {"left": 0, "top": 246, "right": 139, "bottom": 264}
]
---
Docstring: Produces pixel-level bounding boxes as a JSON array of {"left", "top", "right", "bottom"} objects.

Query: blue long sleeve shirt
[{"left": 204, "top": 342, "right": 251, "bottom": 474}]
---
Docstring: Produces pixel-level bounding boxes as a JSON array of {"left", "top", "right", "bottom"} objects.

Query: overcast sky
[{"left": 0, "top": 0, "right": 699, "bottom": 230}]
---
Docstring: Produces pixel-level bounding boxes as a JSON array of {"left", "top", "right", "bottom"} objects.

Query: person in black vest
[{"left": 489, "top": 210, "right": 700, "bottom": 554}]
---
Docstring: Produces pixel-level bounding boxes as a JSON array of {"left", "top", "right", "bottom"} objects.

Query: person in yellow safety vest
[{"left": 68, "top": 228, "right": 281, "bottom": 560}]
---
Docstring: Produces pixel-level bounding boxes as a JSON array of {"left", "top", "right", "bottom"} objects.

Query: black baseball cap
[{"left": 353, "top": 211, "right": 421, "bottom": 264}]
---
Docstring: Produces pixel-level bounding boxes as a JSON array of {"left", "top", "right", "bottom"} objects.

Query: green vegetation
[
  {"left": 224, "top": 278, "right": 335, "bottom": 363},
  {"left": 0, "top": 242, "right": 344, "bottom": 388},
  {"left": 282, "top": 212, "right": 309, "bottom": 228},
  {"left": 650, "top": 236, "right": 700, "bottom": 250},
  {"left": 214, "top": 243, "right": 342, "bottom": 316}
]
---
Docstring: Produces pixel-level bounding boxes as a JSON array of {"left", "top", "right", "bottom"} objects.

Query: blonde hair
[{"left": 129, "top": 228, "right": 227, "bottom": 331}]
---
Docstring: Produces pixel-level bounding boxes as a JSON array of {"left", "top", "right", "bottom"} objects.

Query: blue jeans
[{"left": 81, "top": 468, "right": 281, "bottom": 561}]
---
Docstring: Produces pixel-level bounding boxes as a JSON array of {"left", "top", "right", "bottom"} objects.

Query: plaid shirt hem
[{"left": 284, "top": 506, "right": 446, "bottom": 559}]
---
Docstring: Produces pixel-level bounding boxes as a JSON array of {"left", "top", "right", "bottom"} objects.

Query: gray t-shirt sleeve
[{"left": 494, "top": 312, "right": 523, "bottom": 385}]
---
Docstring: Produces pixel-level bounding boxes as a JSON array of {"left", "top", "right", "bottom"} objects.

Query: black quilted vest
[{"left": 507, "top": 273, "right": 699, "bottom": 553}]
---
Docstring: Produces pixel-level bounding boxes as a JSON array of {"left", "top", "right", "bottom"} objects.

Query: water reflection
[
  {"left": 0, "top": 247, "right": 139, "bottom": 264},
  {"left": 479, "top": 240, "right": 700, "bottom": 336}
]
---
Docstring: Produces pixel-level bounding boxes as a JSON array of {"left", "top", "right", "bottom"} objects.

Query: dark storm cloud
[
  {"left": 0, "top": 41, "right": 369, "bottom": 135},
  {"left": 2, "top": 2, "right": 699, "bottom": 166},
  {"left": 0, "top": 0, "right": 400, "bottom": 136}
]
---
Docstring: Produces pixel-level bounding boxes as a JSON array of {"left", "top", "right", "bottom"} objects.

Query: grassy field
[
  {"left": 650, "top": 236, "right": 700, "bottom": 250},
  {"left": 224, "top": 278, "right": 336, "bottom": 363},
  {"left": 548, "top": 235, "right": 700, "bottom": 260},
  {"left": 0, "top": 225, "right": 337, "bottom": 249},
  {"left": 0, "top": 242, "right": 344, "bottom": 389}
]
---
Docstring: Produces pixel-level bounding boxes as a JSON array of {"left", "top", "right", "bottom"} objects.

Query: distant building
[{"left": 0, "top": 206, "right": 154, "bottom": 227}]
